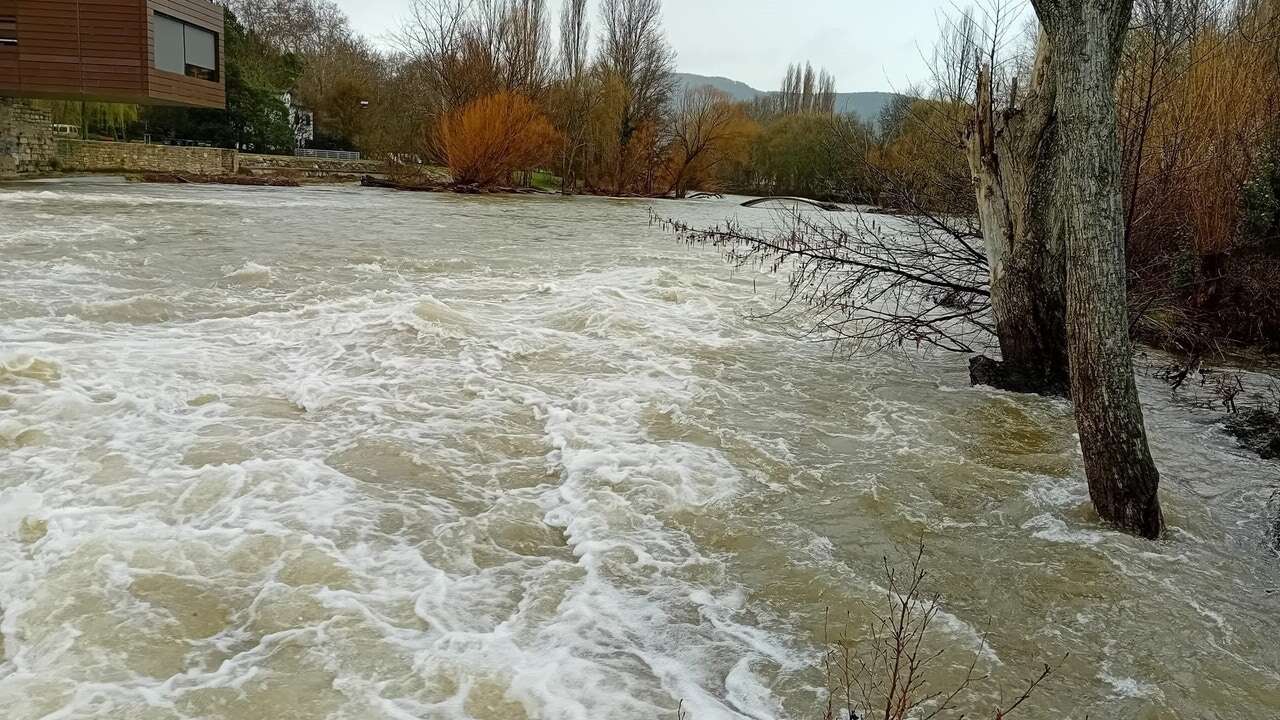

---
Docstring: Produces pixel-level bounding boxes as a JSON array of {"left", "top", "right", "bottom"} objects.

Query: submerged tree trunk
[
  {"left": 966, "top": 35, "right": 1070, "bottom": 396},
  {"left": 1035, "top": 0, "right": 1164, "bottom": 538}
]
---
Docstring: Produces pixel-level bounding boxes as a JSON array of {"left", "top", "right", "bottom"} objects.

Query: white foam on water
[
  {"left": 1021, "top": 514, "right": 1108, "bottom": 545},
  {"left": 411, "top": 295, "right": 474, "bottom": 329},
  {"left": 0, "top": 190, "right": 62, "bottom": 204},
  {"left": 0, "top": 489, "right": 44, "bottom": 538},
  {"left": 0, "top": 188, "right": 330, "bottom": 210},
  {"left": 1097, "top": 667, "right": 1164, "bottom": 700},
  {"left": 1022, "top": 475, "right": 1087, "bottom": 508},
  {"left": 70, "top": 294, "right": 175, "bottom": 325},
  {"left": 221, "top": 262, "right": 275, "bottom": 286},
  {"left": 0, "top": 246, "right": 811, "bottom": 718}
]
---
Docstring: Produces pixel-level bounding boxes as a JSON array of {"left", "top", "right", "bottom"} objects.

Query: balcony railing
[{"left": 295, "top": 148, "right": 362, "bottom": 161}]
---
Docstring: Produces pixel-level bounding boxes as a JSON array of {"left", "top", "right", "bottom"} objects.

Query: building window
[
  {"left": 153, "top": 13, "right": 218, "bottom": 81},
  {"left": 154, "top": 15, "right": 184, "bottom": 72},
  {"left": 183, "top": 24, "right": 217, "bottom": 80},
  {"left": 0, "top": 16, "right": 17, "bottom": 46}
]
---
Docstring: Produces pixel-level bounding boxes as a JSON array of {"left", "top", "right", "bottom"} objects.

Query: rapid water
[{"left": 0, "top": 178, "right": 1276, "bottom": 720}]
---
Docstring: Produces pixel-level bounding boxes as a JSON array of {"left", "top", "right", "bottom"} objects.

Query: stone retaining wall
[
  {"left": 238, "top": 153, "right": 384, "bottom": 177},
  {"left": 0, "top": 99, "right": 55, "bottom": 178},
  {"left": 56, "top": 140, "right": 239, "bottom": 175},
  {"left": 5, "top": 134, "right": 390, "bottom": 180}
]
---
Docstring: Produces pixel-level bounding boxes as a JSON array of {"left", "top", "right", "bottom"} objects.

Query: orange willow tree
[{"left": 438, "top": 91, "right": 560, "bottom": 187}]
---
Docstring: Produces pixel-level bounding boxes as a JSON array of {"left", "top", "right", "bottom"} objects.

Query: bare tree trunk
[
  {"left": 966, "top": 35, "right": 1070, "bottom": 396},
  {"left": 1035, "top": 0, "right": 1164, "bottom": 538}
]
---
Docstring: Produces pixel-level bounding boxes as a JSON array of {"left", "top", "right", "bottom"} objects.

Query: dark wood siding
[
  {"left": 146, "top": 0, "right": 223, "bottom": 108},
  {"left": 15, "top": 0, "right": 85, "bottom": 96},
  {"left": 0, "top": 0, "right": 222, "bottom": 109},
  {"left": 0, "top": 1, "right": 19, "bottom": 91},
  {"left": 79, "top": 0, "right": 148, "bottom": 98}
]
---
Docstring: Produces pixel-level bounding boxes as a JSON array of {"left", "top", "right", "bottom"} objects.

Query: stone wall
[
  {"left": 48, "top": 142, "right": 386, "bottom": 180},
  {"left": 56, "top": 140, "right": 239, "bottom": 175},
  {"left": 238, "top": 153, "right": 385, "bottom": 178},
  {"left": 6, "top": 133, "right": 389, "bottom": 179},
  {"left": 5, "top": 110, "right": 388, "bottom": 180},
  {"left": 0, "top": 99, "right": 55, "bottom": 178}
]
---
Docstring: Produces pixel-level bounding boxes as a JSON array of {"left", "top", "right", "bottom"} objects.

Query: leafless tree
[
  {"left": 396, "top": 0, "right": 485, "bottom": 113},
  {"left": 652, "top": 207, "right": 993, "bottom": 356},
  {"left": 802, "top": 64, "right": 817, "bottom": 111},
  {"left": 817, "top": 71, "right": 838, "bottom": 116},
  {"left": 557, "top": 0, "right": 592, "bottom": 193},
  {"left": 966, "top": 30, "right": 1069, "bottom": 395},
  {"left": 1117, "top": 0, "right": 1205, "bottom": 250},
  {"left": 228, "top": 0, "right": 352, "bottom": 56},
  {"left": 229, "top": 0, "right": 381, "bottom": 149},
  {"left": 929, "top": 3, "right": 1029, "bottom": 107},
  {"left": 600, "top": 0, "right": 677, "bottom": 194},
  {"left": 499, "top": 0, "right": 553, "bottom": 97},
  {"left": 782, "top": 64, "right": 800, "bottom": 114},
  {"left": 664, "top": 86, "right": 750, "bottom": 198},
  {"left": 397, "top": 0, "right": 554, "bottom": 115},
  {"left": 1031, "top": 0, "right": 1164, "bottom": 538},
  {"left": 778, "top": 62, "right": 838, "bottom": 115},
  {"left": 559, "top": 0, "right": 590, "bottom": 80},
  {"left": 879, "top": 0, "right": 1165, "bottom": 535}
]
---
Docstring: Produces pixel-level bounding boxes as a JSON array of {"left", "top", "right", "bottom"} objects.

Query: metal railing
[{"left": 295, "top": 148, "right": 362, "bottom": 161}]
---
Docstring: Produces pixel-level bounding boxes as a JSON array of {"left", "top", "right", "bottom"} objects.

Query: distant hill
[
  {"left": 674, "top": 72, "right": 906, "bottom": 125},
  {"left": 673, "top": 73, "right": 762, "bottom": 103}
]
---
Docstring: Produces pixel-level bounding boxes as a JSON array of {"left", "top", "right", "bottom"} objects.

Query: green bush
[{"left": 1241, "top": 134, "right": 1280, "bottom": 251}]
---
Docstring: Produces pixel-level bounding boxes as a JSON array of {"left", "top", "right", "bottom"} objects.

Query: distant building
[
  {"left": 0, "top": 0, "right": 225, "bottom": 109},
  {"left": 282, "top": 91, "right": 314, "bottom": 148}
]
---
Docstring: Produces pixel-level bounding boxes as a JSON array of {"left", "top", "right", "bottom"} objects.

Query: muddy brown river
[{"left": 1, "top": 178, "right": 1277, "bottom": 719}]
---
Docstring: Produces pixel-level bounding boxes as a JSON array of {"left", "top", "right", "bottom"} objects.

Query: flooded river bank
[{"left": 1, "top": 178, "right": 1277, "bottom": 719}]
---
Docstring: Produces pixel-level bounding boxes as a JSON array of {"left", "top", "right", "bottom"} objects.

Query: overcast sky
[{"left": 327, "top": 0, "right": 955, "bottom": 93}]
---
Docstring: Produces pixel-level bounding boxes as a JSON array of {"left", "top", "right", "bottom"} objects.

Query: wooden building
[{"left": 0, "top": 0, "right": 224, "bottom": 109}]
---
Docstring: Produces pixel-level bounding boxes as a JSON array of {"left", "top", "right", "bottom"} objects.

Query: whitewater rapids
[{"left": 0, "top": 178, "right": 1276, "bottom": 719}]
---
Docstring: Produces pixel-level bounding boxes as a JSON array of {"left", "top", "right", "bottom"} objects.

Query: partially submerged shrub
[
  {"left": 822, "top": 544, "right": 1055, "bottom": 720},
  {"left": 1156, "top": 360, "right": 1280, "bottom": 463},
  {"left": 1225, "top": 407, "right": 1280, "bottom": 460},
  {"left": 1222, "top": 380, "right": 1280, "bottom": 460},
  {"left": 438, "top": 91, "right": 560, "bottom": 188}
]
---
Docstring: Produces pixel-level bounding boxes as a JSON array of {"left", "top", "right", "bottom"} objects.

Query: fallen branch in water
[
  {"left": 364, "top": 175, "right": 737, "bottom": 201},
  {"left": 741, "top": 196, "right": 846, "bottom": 212},
  {"left": 359, "top": 175, "right": 554, "bottom": 195},
  {"left": 139, "top": 173, "right": 300, "bottom": 187},
  {"left": 651, "top": 206, "right": 992, "bottom": 356}
]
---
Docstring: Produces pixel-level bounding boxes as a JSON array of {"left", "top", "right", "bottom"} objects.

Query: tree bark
[
  {"left": 1035, "top": 0, "right": 1164, "bottom": 538},
  {"left": 966, "top": 35, "right": 1070, "bottom": 396}
]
